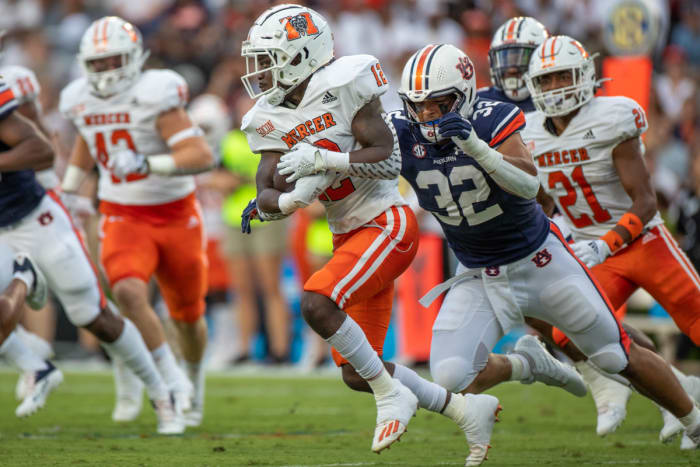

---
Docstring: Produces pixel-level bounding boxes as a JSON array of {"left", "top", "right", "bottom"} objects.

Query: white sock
[
  {"left": 393, "top": 363, "right": 447, "bottom": 411},
  {"left": 679, "top": 405, "right": 700, "bottom": 429},
  {"left": 507, "top": 353, "right": 529, "bottom": 381},
  {"left": 325, "top": 315, "right": 385, "bottom": 379},
  {"left": 0, "top": 331, "right": 47, "bottom": 372},
  {"left": 184, "top": 360, "right": 205, "bottom": 408},
  {"left": 442, "top": 392, "right": 467, "bottom": 423},
  {"left": 16, "top": 325, "right": 53, "bottom": 359},
  {"left": 101, "top": 318, "right": 167, "bottom": 400},
  {"left": 152, "top": 342, "right": 188, "bottom": 390}
]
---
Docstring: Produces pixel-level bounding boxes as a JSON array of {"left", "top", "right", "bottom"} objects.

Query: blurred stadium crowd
[{"left": 2, "top": 0, "right": 699, "bottom": 367}]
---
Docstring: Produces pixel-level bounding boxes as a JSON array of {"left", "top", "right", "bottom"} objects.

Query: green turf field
[{"left": 0, "top": 369, "right": 696, "bottom": 466}]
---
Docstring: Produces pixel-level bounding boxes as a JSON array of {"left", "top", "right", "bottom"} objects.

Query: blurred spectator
[
  {"left": 671, "top": 0, "right": 700, "bottom": 68},
  {"left": 219, "top": 129, "right": 292, "bottom": 364}
]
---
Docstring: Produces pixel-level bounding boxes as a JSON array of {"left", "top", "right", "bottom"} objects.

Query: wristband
[
  {"left": 321, "top": 150, "right": 350, "bottom": 173},
  {"left": 600, "top": 212, "right": 643, "bottom": 253},
  {"left": 61, "top": 165, "right": 88, "bottom": 192},
  {"left": 278, "top": 192, "right": 298, "bottom": 215},
  {"left": 147, "top": 154, "right": 177, "bottom": 175}
]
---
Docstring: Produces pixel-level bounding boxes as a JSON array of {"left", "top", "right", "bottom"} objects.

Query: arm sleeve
[{"left": 345, "top": 112, "right": 401, "bottom": 180}]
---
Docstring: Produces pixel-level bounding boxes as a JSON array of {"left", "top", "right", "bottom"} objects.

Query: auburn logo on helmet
[
  {"left": 456, "top": 57, "right": 474, "bottom": 80},
  {"left": 280, "top": 13, "right": 319, "bottom": 40}
]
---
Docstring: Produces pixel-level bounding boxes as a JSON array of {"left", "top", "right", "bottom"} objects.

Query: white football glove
[
  {"left": 108, "top": 149, "right": 149, "bottom": 179},
  {"left": 277, "top": 142, "right": 349, "bottom": 183},
  {"left": 278, "top": 171, "right": 337, "bottom": 213},
  {"left": 571, "top": 239, "right": 611, "bottom": 268}
]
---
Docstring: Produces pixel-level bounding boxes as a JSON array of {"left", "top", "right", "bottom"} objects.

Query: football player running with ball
[
  {"left": 523, "top": 36, "right": 700, "bottom": 447},
  {"left": 388, "top": 42, "right": 700, "bottom": 457},
  {"left": 59, "top": 16, "right": 213, "bottom": 429},
  {"left": 239, "top": 5, "right": 505, "bottom": 465}
]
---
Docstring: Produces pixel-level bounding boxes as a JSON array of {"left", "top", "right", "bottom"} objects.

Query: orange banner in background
[
  {"left": 602, "top": 55, "right": 652, "bottom": 114},
  {"left": 396, "top": 233, "right": 444, "bottom": 363}
]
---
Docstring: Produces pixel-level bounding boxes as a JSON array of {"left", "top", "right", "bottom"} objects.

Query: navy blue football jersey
[
  {"left": 0, "top": 82, "right": 45, "bottom": 227},
  {"left": 476, "top": 86, "right": 536, "bottom": 113},
  {"left": 393, "top": 97, "right": 550, "bottom": 267}
]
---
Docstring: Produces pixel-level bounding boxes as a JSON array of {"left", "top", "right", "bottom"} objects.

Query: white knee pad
[
  {"left": 61, "top": 289, "right": 102, "bottom": 327},
  {"left": 588, "top": 343, "right": 629, "bottom": 374},
  {"left": 431, "top": 356, "right": 479, "bottom": 393}
]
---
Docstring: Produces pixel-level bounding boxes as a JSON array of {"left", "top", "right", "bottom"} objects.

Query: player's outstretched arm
[
  {"left": 609, "top": 136, "right": 657, "bottom": 245},
  {"left": 0, "top": 112, "right": 53, "bottom": 172},
  {"left": 151, "top": 107, "right": 214, "bottom": 176}
]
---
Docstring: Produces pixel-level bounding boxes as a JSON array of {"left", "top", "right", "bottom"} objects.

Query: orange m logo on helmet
[{"left": 280, "top": 12, "right": 319, "bottom": 41}]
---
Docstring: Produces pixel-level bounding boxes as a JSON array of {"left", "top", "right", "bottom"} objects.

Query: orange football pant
[
  {"left": 99, "top": 193, "right": 208, "bottom": 323},
  {"left": 304, "top": 205, "right": 418, "bottom": 366},
  {"left": 552, "top": 225, "right": 700, "bottom": 346}
]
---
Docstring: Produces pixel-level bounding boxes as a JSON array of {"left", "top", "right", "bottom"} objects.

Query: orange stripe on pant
[
  {"left": 304, "top": 206, "right": 418, "bottom": 366},
  {"left": 47, "top": 190, "right": 107, "bottom": 309},
  {"left": 549, "top": 221, "right": 631, "bottom": 352}
]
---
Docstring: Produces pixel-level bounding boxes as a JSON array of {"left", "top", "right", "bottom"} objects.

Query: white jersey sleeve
[
  {"left": 0, "top": 81, "right": 18, "bottom": 120},
  {"left": 611, "top": 96, "right": 648, "bottom": 145},
  {"left": 134, "top": 69, "right": 189, "bottom": 114},
  {"left": 0, "top": 66, "right": 40, "bottom": 106},
  {"left": 343, "top": 54, "right": 389, "bottom": 119}
]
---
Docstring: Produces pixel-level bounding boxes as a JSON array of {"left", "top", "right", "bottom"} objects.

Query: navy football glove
[
  {"left": 437, "top": 112, "right": 474, "bottom": 141},
  {"left": 241, "top": 199, "right": 262, "bottom": 234}
]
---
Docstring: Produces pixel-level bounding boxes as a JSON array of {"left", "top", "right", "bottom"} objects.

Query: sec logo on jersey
[{"left": 412, "top": 143, "right": 426, "bottom": 159}]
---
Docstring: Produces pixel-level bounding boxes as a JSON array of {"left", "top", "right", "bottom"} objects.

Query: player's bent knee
[
  {"left": 112, "top": 278, "right": 148, "bottom": 309},
  {"left": 431, "top": 356, "right": 477, "bottom": 393},
  {"left": 300, "top": 291, "right": 334, "bottom": 324},
  {"left": 588, "top": 343, "right": 628, "bottom": 374}
]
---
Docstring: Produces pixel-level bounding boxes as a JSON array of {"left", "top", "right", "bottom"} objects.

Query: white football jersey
[
  {"left": 59, "top": 69, "right": 195, "bottom": 205},
  {"left": 523, "top": 96, "right": 662, "bottom": 241},
  {"left": 241, "top": 55, "right": 404, "bottom": 234}
]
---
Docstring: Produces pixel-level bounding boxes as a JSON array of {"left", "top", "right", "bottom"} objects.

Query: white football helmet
[
  {"left": 526, "top": 36, "right": 597, "bottom": 117},
  {"left": 188, "top": 94, "right": 231, "bottom": 154},
  {"left": 78, "top": 16, "right": 148, "bottom": 98},
  {"left": 488, "top": 17, "right": 549, "bottom": 101},
  {"left": 241, "top": 4, "right": 334, "bottom": 106},
  {"left": 398, "top": 44, "right": 476, "bottom": 143}
]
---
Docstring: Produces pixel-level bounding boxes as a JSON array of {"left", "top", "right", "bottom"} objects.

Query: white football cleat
[
  {"left": 513, "top": 335, "right": 587, "bottom": 397},
  {"left": 112, "top": 358, "right": 144, "bottom": 422},
  {"left": 185, "top": 402, "right": 203, "bottom": 427},
  {"left": 447, "top": 393, "right": 501, "bottom": 467},
  {"left": 15, "top": 361, "right": 63, "bottom": 417},
  {"left": 575, "top": 361, "right": 630, "bottom": 436},
  {"left": 152, "top": 394, "right": 185, "bottom": 435},
  {"left": 681, "top": 432, "right": 697, "bottom": 450},
  {"left": 173, "top": 378, "right": 194, "bottom": 414},
  {"left": 659, "top": 407, "right": 684, "bottom": 443},
  {"left": 371, "top": 379, "right": 418, "bottom": 453},
  {"left": 13, "top": 253, "right": 47, "bottom": 310}
]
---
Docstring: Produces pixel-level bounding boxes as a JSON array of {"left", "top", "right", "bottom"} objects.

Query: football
[{"left": 273, "top": 166, "right": 296, "bottom": 193}]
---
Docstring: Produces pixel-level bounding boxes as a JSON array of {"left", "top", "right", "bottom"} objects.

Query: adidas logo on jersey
[
  {"left": 583, "top": 129, "right": 595, "bottom": 140},
  {"left": 322, "top": 91, "right": 337, "bottom": 104}
]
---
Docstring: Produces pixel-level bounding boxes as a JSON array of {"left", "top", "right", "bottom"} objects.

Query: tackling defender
[
  {"left": 240, "top": 5, "right": 509, "bottom": 465},
  {"left": 384, "top": 42, "right": 700, "bottom": 457},
  {"left": 59, "top": 16, "right": 213, "bottom": 427},
  {"left": 523, "top": 35, "right": 700, "bottom": 446}
]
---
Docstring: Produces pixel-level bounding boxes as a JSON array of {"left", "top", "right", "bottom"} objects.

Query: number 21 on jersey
[{"left": 548, "top": 166, "right": 611, "bottom": 228}]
